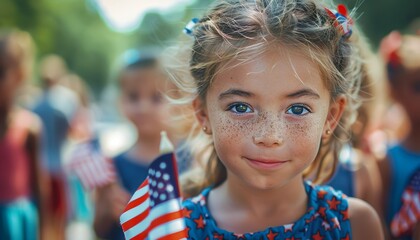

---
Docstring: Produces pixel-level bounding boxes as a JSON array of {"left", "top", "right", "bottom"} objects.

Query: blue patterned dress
[{"left": 183, "top": 181, "right": 352, "bottom": 239}]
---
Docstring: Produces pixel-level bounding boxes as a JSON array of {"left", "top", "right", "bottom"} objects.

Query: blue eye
[
  {"left": 286, "top": 105, "right": 310, "bottom": 116},
  {"left": 228, "top": 103, "right": 253, "bottom": 114}
]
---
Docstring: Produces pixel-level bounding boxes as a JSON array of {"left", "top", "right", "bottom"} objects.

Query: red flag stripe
[
  {"left": 124, "top": 180, "right": 150, "bottom": 211},
  {"left": 121, "top": 208, "right": 151, "bottom": 231},
  {"left": 157, "top": 229, "right": 187, "bottom": 240},
  {"left": 149, "top": 209, "right": 184, "bottom": 231}
]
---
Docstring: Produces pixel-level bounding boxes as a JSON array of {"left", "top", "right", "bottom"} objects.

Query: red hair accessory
[{"left": 325, "top": 4, "right": 354, "bottom": 39}]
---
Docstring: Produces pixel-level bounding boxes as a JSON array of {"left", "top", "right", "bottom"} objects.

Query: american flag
[
  {"left": 391, "top": 170, "right": 420, "bottom": 237},
  {"left": 66, "top": 138, "right": 116, "bottom": 190},
  {"left": 120, "top": 132, "right": 187, "bottom": 240}
]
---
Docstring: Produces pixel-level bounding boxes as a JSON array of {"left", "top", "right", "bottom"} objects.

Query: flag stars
[
  {"left": 163, "top": 173, "right": 170, "bottom": 181},
  {"left": 159, "top": 194, "right": 167, "bottom": 201},
  {"left": 156, "top": 171, "right": 162, "bottom": 178},
  {"left": 160, "top": 162, "right": 167, "bottom": 169},
  {"left": 167, "top": 184, "right": 174, "bottom": 192}
]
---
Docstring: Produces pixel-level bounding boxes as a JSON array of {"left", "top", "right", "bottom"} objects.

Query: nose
[
  {"left": 252, "top": 114, "right": 284, "bottom": 147},
  {"left": 253, "top": 134, "right": 283, "bottom": 147}
]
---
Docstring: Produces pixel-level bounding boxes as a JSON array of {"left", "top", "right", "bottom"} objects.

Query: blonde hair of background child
[
  {"left": 0, "top": 30, "right": 34, "bottom": 83},
  {"left": 164, "top": 0, "right": 370, "bottom": 197}
]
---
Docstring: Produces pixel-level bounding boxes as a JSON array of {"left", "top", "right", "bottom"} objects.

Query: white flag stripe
[
  {"left": 148, "top": 198, "right": 183, "bottom": 221},
  {"left": 414, "top": 194, "right": 420, "bottom": 211},
  {"left": 123, "top": 198, "right": 183, "bottom": 239},
  {"left": 120, "top": 183, "right": 150, "bottom": 224},
  {"left": 130, "top": 182, "right": 150, "bottom": 202},
  {"left": 120, "top": 183, "right": 150, "bottom": 223},
  {"left": 79, "top": 159, "right": 95, "bottom": 188},
  {"left": 120, "top": 197, "right": 150, "bottom": 225},
  {"left": 148, "top": 218, "right": 186, "bottom": 239},
  {"left": 124, "top": 216, "right": 151, "bottom": 240},
  {"left": 86, "top": 156, "right": 99, "bottom": 186}
]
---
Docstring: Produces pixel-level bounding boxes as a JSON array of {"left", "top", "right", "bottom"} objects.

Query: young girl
[
  {"left": 93, "top": 51, "right": 191, "bottom": 240},
  {"left": 378, "top": 32, "right": 420, "bottom": 239},
  {"left": 0, "top": 30, "right": 47, "bottom": 240},
  {"left": 166, "top": 0, "right": 383, "bottom": 239}
]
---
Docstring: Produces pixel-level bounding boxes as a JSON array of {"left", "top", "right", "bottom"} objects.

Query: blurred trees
[
  {"left": 341, "top": 0, "right": 420, "bottom": 45},
  {"left": 1, "top": 0, "right": 419, "bottom": 96},
  {"left": 1, "top": 0, "right": 128, "bottom": 95}
]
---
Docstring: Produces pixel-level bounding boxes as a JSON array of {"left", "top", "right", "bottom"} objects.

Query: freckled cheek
[
  {"left": 290, "top": 119, "right": 324, "bottom": 159},
  {"left": 210, "top": 112, "right": 247, "bottom": 145}
]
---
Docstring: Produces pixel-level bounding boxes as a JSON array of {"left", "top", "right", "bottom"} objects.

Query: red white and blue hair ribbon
[{"left": 325, "top": 4, "right": 353, "bottom": 40}]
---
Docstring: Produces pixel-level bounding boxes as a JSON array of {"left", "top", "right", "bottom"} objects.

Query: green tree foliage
[
  {"left": 1, "top": 0, "right": 128, "bottom": 95},
  {"left": 339, "top": 0, "right": 420, "bottom": 47}
]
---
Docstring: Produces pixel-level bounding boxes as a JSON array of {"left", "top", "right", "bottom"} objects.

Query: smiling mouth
[{"left": 245, "top": 157, "right": 289, "bottom": 170}]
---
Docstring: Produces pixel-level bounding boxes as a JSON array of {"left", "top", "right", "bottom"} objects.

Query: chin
[{"left": 245, "top": 177, "right": 285, "bottom": 191}]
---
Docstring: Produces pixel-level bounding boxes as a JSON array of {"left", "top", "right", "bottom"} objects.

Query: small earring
[
  {"left": 326, "top": 129, "right": 332, "bottom": 135},
  {"left": 202, "top": 126, "right": 207, "bottom": 132}
]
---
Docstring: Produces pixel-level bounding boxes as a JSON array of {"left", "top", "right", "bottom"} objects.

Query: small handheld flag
[
  {"left": 66, "top": 138, "right": 116, "bottom": 190},
  {"left": 391, "top": 169, "right": 420, "bottom": 237},
  {"left": 120, "top": 131, "right": 187, "bottom": 240}
]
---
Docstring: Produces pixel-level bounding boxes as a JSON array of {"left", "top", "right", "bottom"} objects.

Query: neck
[{"left": 222, "top": 174, "right": 307, "bottom": 220}]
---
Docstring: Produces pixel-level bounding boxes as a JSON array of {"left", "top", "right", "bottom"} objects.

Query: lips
[{"left": 245, "top": 157, "right": 289, "bottom": 170}]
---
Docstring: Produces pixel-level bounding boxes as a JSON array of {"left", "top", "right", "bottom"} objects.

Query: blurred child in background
[
  {"left": 93, "top": 51, "right": 191, "bottom": 240},
  {"left": 378, "top": 31, "right": 420, "bottom": 239},
  {"left": 0, "top": 30, "right": 48, "bottom": 240},
  {"left": 32, "top": 55, "right": 80, "bottom": 240}
]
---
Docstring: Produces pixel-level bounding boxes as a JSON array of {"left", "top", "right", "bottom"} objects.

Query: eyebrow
[
  {"left": 286, "top": 89, "right": 320, "bottom": 99},
  {"left": 218, "top": 88, "right": 320, "bottom": 101},
  {"left": 218, "top": 88, "right": 254, "bottom": 100}
]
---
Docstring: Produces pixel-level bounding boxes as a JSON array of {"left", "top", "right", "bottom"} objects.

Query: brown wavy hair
[{"left": 164, "top": 0, "right": 369, "bottom": 198}]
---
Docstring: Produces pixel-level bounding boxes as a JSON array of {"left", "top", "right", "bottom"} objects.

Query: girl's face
[
  {"left": 120, "top": 67, "right": 171, "bottom": 138},
  {"left": 195, "top": 49, "right": 344, "bottom": 190}
]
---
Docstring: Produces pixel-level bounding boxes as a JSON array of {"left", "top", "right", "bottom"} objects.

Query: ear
[
  {"left": 322, "top": 95, "right": 346, "bottom": 138},
  {"left": 193, "top": 97, "right": 211, "bottom": 134}
]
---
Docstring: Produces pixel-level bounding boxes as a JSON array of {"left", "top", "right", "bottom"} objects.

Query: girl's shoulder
[{"left": 347, "top": 197, "right": 384, "bottom": 239}]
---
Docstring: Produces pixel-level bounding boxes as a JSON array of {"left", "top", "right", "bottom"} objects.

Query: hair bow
[
  {"left": 183, "top": 18, "right": 199, "bottom": 36},
  {"left": 325, "top": 4, "right": 353, "bottom": 39}
]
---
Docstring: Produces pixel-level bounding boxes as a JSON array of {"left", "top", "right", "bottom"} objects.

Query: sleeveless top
[
  {"left": 0, "top": 111, "right": 31, "bottom": 202},
  {"left": 386, "top": 144, "right": 420, "bottom": 234},
  {"left": 183, "top": 181, "right": 352, "bottom": 239}
]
